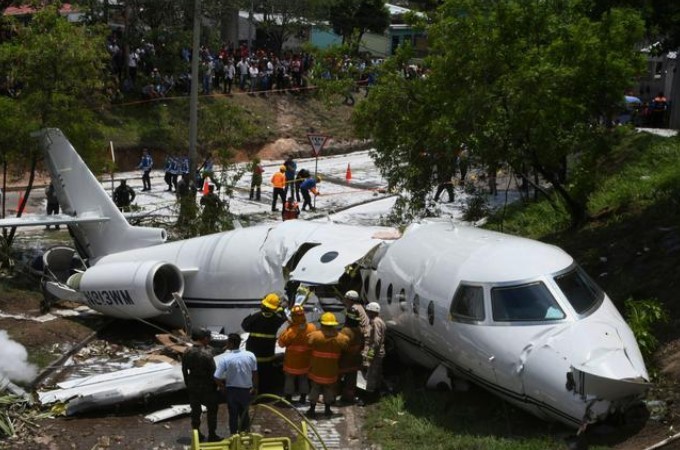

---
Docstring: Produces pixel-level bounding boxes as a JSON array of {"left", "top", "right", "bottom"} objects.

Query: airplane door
[{"left": 446, "top": 285, "right": 497, "bottom": 385}]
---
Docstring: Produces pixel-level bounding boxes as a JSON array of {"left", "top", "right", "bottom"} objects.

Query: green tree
[
  {"left": 354, "top": 0, "right": 645, "bottom": 226},
  {"left": 254, "top": 0, "right": 329, "bottom": 56},
  {"left": 329, "top": 0, "right": 390, "bottom": 53},
  {"left": 0, "top": 5, "right": 109, "bottom": 245}
]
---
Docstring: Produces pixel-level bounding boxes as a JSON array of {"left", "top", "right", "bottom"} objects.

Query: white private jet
[{"left": 1, "top": 129, "right": 649, "bottom": 428}]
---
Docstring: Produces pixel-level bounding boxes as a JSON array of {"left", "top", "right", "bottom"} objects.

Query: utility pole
[{"left": 188, "top": 0, "right": 202, "bottom": 176}]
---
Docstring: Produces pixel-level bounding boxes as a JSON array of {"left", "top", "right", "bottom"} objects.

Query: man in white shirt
[{"left": 214, "top": 333, "right": 258, "bottom": 436}]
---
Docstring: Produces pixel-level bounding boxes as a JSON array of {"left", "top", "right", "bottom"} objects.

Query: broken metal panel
[
  {"left": 38, "top": 362, "right": 185, "bottom": 415},
  {"left": 145, "top": 404, "right": 204, "bottom": 423},
  {"left": 571, "top": 367, "right": 650, "bottom": 401},
  {"left": 290, "top": 241, "right": 382, "bottom": 284}
]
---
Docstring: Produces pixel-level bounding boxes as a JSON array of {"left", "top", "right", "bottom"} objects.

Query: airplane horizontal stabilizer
[{"left": 0, "top": 214, "right": 109, "bottom": 228}]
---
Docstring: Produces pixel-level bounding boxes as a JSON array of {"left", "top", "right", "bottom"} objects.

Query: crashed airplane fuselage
[{"left": 3, "top": 129, "right": 649, "bottom": 428}]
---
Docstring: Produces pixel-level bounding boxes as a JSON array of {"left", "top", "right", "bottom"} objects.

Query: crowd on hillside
[{"left": 104, "top": 31, "right": 387, "bottom": 102}]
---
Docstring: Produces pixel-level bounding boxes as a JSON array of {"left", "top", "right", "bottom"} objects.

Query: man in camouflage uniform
[
  {"left": 361, "top": 302, "right": 386, "bottom": 405},
  {"left": 181, "top": 328, "right": 221, "bottom": 442}
]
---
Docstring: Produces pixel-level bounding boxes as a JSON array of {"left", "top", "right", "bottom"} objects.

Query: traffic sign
[{"left": 307, "top": 134, "right": 329, "bottom": 156}]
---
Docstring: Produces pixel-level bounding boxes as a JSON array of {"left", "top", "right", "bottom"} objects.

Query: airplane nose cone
[{"left": 569, "top": 320, "right": 648, "bottom": 382}]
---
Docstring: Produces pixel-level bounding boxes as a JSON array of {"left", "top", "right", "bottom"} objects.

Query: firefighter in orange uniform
[
  {"left": 338, "top": 310, "right": 364, "bottom": 404},
  {"left": 270, "top": 165, "right": 287, "bottom": 212},
  {"left": 307, "top": 312, "right": 349, "bottom": 418},
  {"left": 281, "top": 197, "right": 300, "bottom": 221},
  {"left": 278, "top": 305, "right": 315, "bottom": 404}
]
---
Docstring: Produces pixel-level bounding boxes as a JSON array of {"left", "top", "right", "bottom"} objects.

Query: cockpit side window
[
  {"left": 491, "top": 282, "right": 565, "bottom": 322},
  {"left": 554, "top": 267, "right": 604, "bottom": 315},
  {"left": 449, "top": 285, "right": 485, "bottom": 322}
]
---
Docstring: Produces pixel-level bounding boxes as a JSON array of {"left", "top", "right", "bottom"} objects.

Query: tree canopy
[{"left": 354, "top": 0, "right": 645, "bottom": 225}]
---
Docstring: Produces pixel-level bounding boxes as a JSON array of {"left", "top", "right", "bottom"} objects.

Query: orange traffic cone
[
  {"left": 202, "top": 178, "right": 210, "bottom": 195},
  {"left": 345, "top": 163, "right": 352, "bottom": 182}
]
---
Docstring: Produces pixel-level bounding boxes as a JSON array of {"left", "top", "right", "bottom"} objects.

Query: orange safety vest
[
  {"left": 271, "top": 172, "right": 286, "bottom": 189},
  {"left": 307, "top": 329, "right": 349, "bottom": 384},
  {"left": 282, "top": 201, "right": 299, "bottom": 221},
  {"left": 338, "top": 326, "right": 363, "bottom": 374},
  {"left": 278, "top": 323, "right": 316, "bottom": 375}
]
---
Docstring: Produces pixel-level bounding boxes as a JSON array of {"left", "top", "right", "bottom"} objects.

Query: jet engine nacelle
[{"left": 68, "top": 261, "right": 184, "bottom": 319}]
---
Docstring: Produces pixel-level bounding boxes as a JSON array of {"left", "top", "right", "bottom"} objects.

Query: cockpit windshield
[
  {"left": 553, "top": 267, "right": 604, "bottom": 315},
  {"left": 491, "top": 281, "right": 565, "bottom": 322}
]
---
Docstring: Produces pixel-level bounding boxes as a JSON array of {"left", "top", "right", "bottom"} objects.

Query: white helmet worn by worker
[
  {"left": 366, "top": 302, "right": 381, "bottom": 313},
  {"left": 344, "top": 290, "right": 360, "bottom": 302}
]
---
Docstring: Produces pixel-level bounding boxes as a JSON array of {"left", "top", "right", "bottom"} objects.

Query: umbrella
[{"left": 625, "top": 95, "right": 642, "bottom": 104}]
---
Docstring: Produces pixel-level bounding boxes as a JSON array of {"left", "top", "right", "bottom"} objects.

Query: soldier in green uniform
[{"left": 181, "top": 328, "right": 222, "bottom": 442}]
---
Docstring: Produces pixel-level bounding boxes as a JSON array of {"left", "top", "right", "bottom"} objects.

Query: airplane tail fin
[{"left": 38, "top": 129, "right": 166, "bottom": 262}]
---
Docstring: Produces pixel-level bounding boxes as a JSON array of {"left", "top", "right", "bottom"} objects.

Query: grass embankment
[
  {"left": 366, "top": 130, "right": 680, "bottom": 449},
  {"left": 95, "top": 91, "right": 354, "bottom": 161}
]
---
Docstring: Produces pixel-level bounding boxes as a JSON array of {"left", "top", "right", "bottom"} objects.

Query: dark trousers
[
  {"left": 142, "top": 170, "right": 151, "bottom": 190},
  {"left": 189, "top": 389, "right": 218, "bottom": 436},
  {"left": 164, "top": 172, "right": 174, "bottom": 191},
  {"left": 257, "top": 361, "right": 279, "bottom": 395},
  {"left": 434, "top": 183, "right": 454, "bottom": 202},
  {"left": 226, "top": 387, "right": 252, "bottom": 435},
  {"left": 272, "top": 188, "right": 285, "bottom": 210},
  {"left": 294, "top": 181, "right": 302, "bottom": 202},
  {"left": 301, "top": 189, "right": 313, "bottom": 211},
  {"left": 250, "top": 182, "right": 261, "bottom": 200},
  {"left": 224, "top": 77, "right": 233, "bottom": 94}
]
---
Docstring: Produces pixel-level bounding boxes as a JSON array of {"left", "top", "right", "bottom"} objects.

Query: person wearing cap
[
  {"left": 306, "top": 312, "right": 349, "bottom": 418},
  {"left": 241, "top": 293, "right": 287, "bottom": 395},
  {"left": 277, "top": 305, "right": 315, "bottom": 404},
  {"left": 300, "top": 176, "right": 321, "bottom": 212},
  {"left": 342, "top": 290, "right": 370, "bottom": 342},
  {"left": 214, "top": 333, "right": 257, "bottom": 436},
  {"left": 361, "top": 302, "right": 386, "bottom": 404},
  {"left": 283, "top": 155, "right": 297, "bottom": 199},
  {"left": 182, "top": 328, "right": 221, "bottom": 442},
  {"left": 270, "top": 165, "right": 287, "bottom": 212},
  {"left": 339, "top": 310, "right": 364, "bottom": 404}
]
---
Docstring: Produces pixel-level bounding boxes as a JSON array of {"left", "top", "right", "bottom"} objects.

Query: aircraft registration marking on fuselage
[{"left": 83, "top": 290, "right": 134, "bottom": 306}]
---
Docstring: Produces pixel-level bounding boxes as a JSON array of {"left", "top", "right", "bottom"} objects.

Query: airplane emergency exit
[{"left": 0, "top": 129, "right": 649, "bottom": 429}]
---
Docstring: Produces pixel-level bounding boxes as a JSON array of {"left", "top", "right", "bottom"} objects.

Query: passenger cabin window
[
  {"left": 491, "top": 282, "right": 565, "bottom": 322},
  {"left": 449, "top": 285, "right": 485, "bottom": 321},
  {"left": 413, "top": 294, "right": 420, "bottom": 315},
  {"left": 554, "top": 268, "right": 603, "bottom": 315},
  {"left": 427, "top": 301, "right": 435, "bottom": 325},
  {"left": 387, "top": 284, "right": 393, "bottom": 305},
  {"left": 363, "top": 274, "right": 370, "bottom": 298},
  {"left": 375, "top": 279, "right": 381, "bottom": 302}
]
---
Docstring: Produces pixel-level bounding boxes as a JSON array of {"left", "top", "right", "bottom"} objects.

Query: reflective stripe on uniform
[
  {"left": 287, "top": 345, "right": 310, "bottom": 353},
  {"left": 256, "top": 355, "right": 276, "bottom": 363},
  {"left": 250, "top": 332, "right": 276, "bottom": 339},
  {"left": 284, "top": 365, "right": 311, "bottom": 375},
  {"left": 312, "top": 350, "right": 340, "bottom": 359},
  {"left": 308, "top": 373, "right": 338, "bottom": 384}
]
